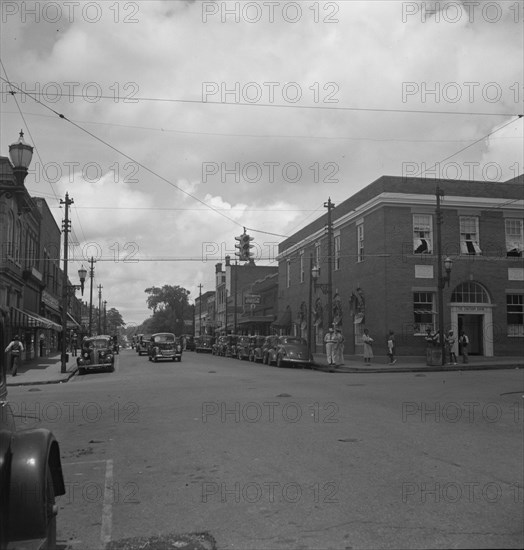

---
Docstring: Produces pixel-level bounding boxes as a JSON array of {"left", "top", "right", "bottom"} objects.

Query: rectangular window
[
  {"left": 505, "top": 219, "right": 523, "bottom": 257},
  {"left": 357, "top": 223, "right": 364, "bottom": 263},
  {"left": 299, "top": 251, "right": 304, "bottom": 283},
  {"left": 413, "top": 214, "right": 433, "bottom": 254},
  {"left": 315, "top": 242, "right": 321, "bottom": 268},
  {"left": 460, "top": 216, "right": 481, "bottom": 255},
  {"left": 413, "top": 292, "right": 436, "bottom": 334},
  {"left": 334, "top": 234, "right": 341, "bottom": 270},
  {"left": 507, "top": 294, "right": 524, "bottom": 336},
  {"left": 286, "top": 260, "right": 291, "bottom": 288}
]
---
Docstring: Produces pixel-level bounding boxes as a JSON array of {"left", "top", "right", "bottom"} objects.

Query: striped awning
[
  {"left": 10, "top": 307, "right": 62, "bottom": 331},
  {"left": 67, "top": 313, "right": 81, "bottom": 328}
]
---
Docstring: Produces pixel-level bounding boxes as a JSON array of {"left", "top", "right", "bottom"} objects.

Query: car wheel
[{"left": 44, "top": 464, "right": 57, "bottom": 550}]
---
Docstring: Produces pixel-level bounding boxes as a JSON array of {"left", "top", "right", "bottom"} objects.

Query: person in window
[{"left": 5, "top": 335, "right": 23, "bottom": 377}]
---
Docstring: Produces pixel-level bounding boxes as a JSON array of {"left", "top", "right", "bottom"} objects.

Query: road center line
[{"left": 100, "top": 458, "right": 114, "bottom": 549}]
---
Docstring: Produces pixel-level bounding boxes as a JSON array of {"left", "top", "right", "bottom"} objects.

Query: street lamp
[
  {"left": 9, "top": 130, "right": 33, "bottom": 186},
  {"left": 61, "top": 267, "right": 87, "bottom": 373},
  {"left": 311, "top": 264, "right": 330, "bottom": 295}
]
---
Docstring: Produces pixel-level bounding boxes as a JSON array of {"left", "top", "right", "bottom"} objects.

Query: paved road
[{"left": 8, "top": 349, "right": 523, "bottom": 549}]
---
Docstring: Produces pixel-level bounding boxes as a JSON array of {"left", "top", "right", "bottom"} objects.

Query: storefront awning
[
  {"left": 10, "top": 307, "right": 62, "bottom": 331},
  {"left": 67, "top": 313, "right": 81, "bottom": 329}
]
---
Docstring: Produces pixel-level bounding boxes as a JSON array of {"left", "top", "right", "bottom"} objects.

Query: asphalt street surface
[{"left": 8, "top": 349, "right": 523, "bottom": 550}]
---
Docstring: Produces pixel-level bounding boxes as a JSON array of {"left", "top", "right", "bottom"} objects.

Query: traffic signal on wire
[{"left": 234, "top": 232, "right": 254, "bottom": 262}]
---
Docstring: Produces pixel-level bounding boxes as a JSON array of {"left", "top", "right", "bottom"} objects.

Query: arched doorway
[{"left": 450, "top": 281, "right": 493, "bottom": 357}]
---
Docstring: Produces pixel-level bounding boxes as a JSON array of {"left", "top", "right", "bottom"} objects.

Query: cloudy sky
[{"left": 1, "top": 0, "right": 523, "bottom": 327}]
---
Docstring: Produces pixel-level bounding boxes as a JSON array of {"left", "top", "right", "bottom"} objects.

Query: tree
[
  {"left": 106, "top": 308, "right": 125, "bottom": 334},
  {"left": 144, "top": 285, "right": 193, "bottom": 335}
]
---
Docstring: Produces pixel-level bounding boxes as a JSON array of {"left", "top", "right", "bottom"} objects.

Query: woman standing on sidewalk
[
  {"left": 362, "top": 328, "right": 374, "bottom": 365},
  {"left": 5, "top": 335, "right": 23, "bottom": 377}
]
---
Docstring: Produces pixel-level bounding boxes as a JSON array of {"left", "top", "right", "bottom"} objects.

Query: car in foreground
[
  {"left": 195, "top": 335, "right": 214, "bottom": 353},
  {"left": 148, "top": 333, "right": 182, "bottom": 362},
  {"left": 249, "top": 335, "right": 266, "bottom": 363},
  {"left": 1, "top": 353, "right": 66, "bottom": 550},
  {"left": 77, "top": 335, "right": 115, "bottom": 374},
  {"left": 274, "top": 336, "right": 312, "bottom": 368}
]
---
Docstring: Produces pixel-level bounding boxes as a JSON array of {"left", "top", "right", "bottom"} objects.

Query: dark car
[
  {"left": 274, "top": 336, "right": 313, "bottom": 368},
  {"left": 236, "top": 335, "right": 251, "bottom": 360},
  {"left": 195, "top": 335, "right": 214, "bottom": 353},
  {"left": 224, "top": 335, "right": 239, "bottom": 357},
  {"left": 1, "top": 356, "right": 66, "bottom": 550},
  {"left": 249, "top": 335, "right": 266, "bottom": 363},
  {"left": 262, "top": 335, "right": 280, "bottom": 365},
  {"left": 77, "top": 335, "right": 115, "bottom": 374},
  {"left": 148, "top": 333, "right": 182, "bottom": 362},
  {"left": 136, "top": 334, "right": 152, "bottom": 356}
]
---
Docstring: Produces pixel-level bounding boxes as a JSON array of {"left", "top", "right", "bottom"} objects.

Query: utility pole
[
  {"left": 234, "top": 259, "right": 238, "bottom": 334},
  {"left": 198, "top": 284, "right": 203, "bottom": 335},
  {"left": 88, "top": 257, "right": 95, "bottom": 336},
  {"left": 436, "top": 186, "right": 446, "bottom": 366},
  {"left": 98, "top": 284, "right": 103, "bottom": 334},
  {"left": 60, "top": 192, "right": 73, "bottom": 373},
  {"left": 324, "top": 197, "right": 335, "bottom": 328},
  {"left": 103, "top": 300, "right": 107, "bottom": 334}
]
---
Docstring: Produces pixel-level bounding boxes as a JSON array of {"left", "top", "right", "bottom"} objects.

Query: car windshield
[
  {"left": 153, "top": 335, "right": 175, "bottom": 343},
  {"left": 280, "top": 337, "right": 306, "bottom": 345},
  {"left": 90, "top": 339, "right": 111, "bottom": 349}
]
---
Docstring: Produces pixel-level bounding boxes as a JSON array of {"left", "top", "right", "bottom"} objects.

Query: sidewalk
[
  {"left": 6, "top": 352, "right": 78, "bottom": 386},
  {"left": 311, "top": 353, "right": 524, "bottom": 373}
]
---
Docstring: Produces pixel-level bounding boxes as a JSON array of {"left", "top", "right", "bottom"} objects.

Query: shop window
[
  {"left": 413, "top": 292, "right": 435, "bottom": 334},
  {"left": 507, "top": 294, "right": 524, "bottom": 337}
]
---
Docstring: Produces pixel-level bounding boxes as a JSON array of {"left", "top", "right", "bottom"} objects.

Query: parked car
[
  {"left": 249, "top": 335, "right": 266, "bottom": 363},
  {"left": 211, "top": 336, "right": 222, "bottom": 355},
  {"left": 1, "top": 352, "right": 66, "bottom": 550},
  {"left": 235, "top": 335, "right": 252, "bottom": 360},
  {"left": 136, "top": 334, "right": 152, "bottom": 356},
  {"left": 77, "top": 335, "right": 115, "bottom": 374},
  {"left": 195, "top": 335, "right": 214, "bottom": 353},
  {"left": 262, "top": 335, "right": 280, "bottom": 365},
  {"left": 224, "top": 335, "right": 239, "bottom": 357},
  {"left": 148, "top": 333, "right": 182, "bottom": 362},
  {"left": 274, "top": 336, "right": 312, "bottom": 368}
]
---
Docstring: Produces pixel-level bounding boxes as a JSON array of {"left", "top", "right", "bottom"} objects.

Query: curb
[
  {"left": 310, "top": 362, "right": 523, "bottom": 374},
  {"left": 6, "top": 365, "right": 79, "bottom": 387}
]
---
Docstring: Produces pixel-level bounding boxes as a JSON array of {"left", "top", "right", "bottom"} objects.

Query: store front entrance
[{"left": 457, "top": 314, "right": 483, "bottom": 355}]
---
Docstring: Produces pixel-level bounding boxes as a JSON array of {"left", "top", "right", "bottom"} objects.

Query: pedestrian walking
[
  {"left": 324, "top": 327, "right": 337, "bottom": 366},
  {"left": 334, "top": 328, "right": 345, "bottom": 366},
  {"left": 459, "top": 331, "right": 469, "bottom": 363},
  {"left": 362, "top": 328, "right": 374, "bottom": 365},
  {"left": 5, "top": 335, "right": 23, "bottom": 377},
  {"left": 387, "top": 330, "right": 396, "bottom": 364},
  {"left": 71, "top": 332, "right": 78, "bottom": 356},
  {"left": 446, "top": 330, "right": 458, "bottom": 365}
]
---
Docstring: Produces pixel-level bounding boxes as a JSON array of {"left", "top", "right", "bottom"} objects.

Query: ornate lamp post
[
  {"left": 61, "top": 267, "right": 86, "bottom": 373},
  {"left": 9, "top": 130, "right": 33, "bottom": 186}
]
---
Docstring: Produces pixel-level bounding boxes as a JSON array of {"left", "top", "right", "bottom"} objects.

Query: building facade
[{"left": 277, "top": 175, "right": 524, "bottom": 358}]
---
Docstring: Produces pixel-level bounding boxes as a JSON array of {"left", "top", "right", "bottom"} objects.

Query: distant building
[
  {"left": 194, "top": 290, "right": 215, "bottom": 336},
  {"left": 277, "top": 175, "right": 524, "bottom": 357}
]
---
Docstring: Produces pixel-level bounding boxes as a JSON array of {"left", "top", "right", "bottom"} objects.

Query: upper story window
[
  {"left": 315, "top": 241, "right": 321, "bottom": 269},
  {"left": 334, "top": 233, "right": 341, "bottom": 270},
  {"left": 505, "top": 219, "right": 523, "bottom": 257},
  {"left": 286, "top": 259, "right": 291, "bottom": 288},
  {"left": 413, "top": 214, "right": 433, "bottom": 254},
  {"left": 357, "top": 223, "right": 364, "bottom": 262},
  {"left": 459, "top": 216, "right": 481, "bottom": 255},
  {"left": 299, "top": 251, "right": 304, "bottom": 283}
]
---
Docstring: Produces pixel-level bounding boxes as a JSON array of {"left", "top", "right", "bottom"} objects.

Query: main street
[{"left": 8, "top": 350, "right": 523, "bottom": 550}]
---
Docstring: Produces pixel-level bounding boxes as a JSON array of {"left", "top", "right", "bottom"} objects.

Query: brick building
[{"left": 277, "top": 175, "right": 524, "bottom": 358}]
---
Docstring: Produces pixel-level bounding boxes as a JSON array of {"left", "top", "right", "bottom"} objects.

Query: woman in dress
[{"left": 362, "top": 328, "right": 374, "bottom": 365}]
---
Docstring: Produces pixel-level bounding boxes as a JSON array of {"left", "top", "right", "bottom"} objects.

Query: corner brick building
[{"left": 277, "top": 175, "right": 524, "bottom": 358}]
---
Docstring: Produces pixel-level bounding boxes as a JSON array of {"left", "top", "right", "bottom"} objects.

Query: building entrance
[{"left": 458, "top": 314, "right": 483, "bottom": 355}]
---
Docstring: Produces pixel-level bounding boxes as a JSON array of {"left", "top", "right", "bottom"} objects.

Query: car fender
[{"left": 8, "top": 428, "right": 65, "bottom": 540}]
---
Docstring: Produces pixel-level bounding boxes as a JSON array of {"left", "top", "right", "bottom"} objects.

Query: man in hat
[{"left": 5, "top": 335, "right": 24, "bottom": 376}]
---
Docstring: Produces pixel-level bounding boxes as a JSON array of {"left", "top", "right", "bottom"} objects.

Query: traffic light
[
  {"left": 234, "top": 233, "right": 254, "bottom": 262},
  {"left": 235, "top": 234, "right": 246, "bottom": 261},
  {"left": 241, "top": 233, "right": 254, "bottom": 261}
]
